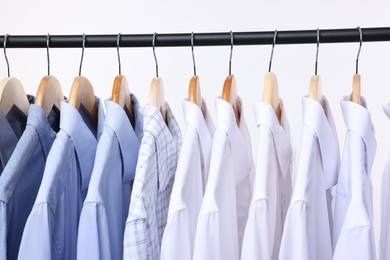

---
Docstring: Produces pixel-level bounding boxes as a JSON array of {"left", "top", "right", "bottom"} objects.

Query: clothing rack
[{"left": 2, "top": 27, "right": 390, "bottom": 48}]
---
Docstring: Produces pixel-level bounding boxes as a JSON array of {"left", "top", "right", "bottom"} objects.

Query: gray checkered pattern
[{"left": 123, "top": 104, "right": 181, "bottom": 260}]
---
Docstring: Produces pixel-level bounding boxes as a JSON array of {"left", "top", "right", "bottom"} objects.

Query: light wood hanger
[
  {"left": 35, "top": 34, "right": 64, "bottom": 117},
  {"left": 149, "top": 33, "right": 166, "bottom": 122},
  {"left": 308, "top": 28, "right": 323, "bottom": 103},
  {"left": 111, "top": 34, "right": 134, "bottom": 125},
  {"left": 68, "top": 34, "right": 98, "bottom": 125},
  {"left": 188, "top": 33, "right": 202, "bottom": 108},
  {"left": 0, "top": 34, "right": 29, "bottom": 117},
  {"left": 352, "top": 27, "right": 363, "bottom": 104}
]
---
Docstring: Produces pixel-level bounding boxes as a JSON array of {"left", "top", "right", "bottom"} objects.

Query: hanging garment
[
  {"left": 333, "top": 96, "right": 376, "bottom": 260},
  {"left": 0, "top": 104, "right": 59, "bottom": 260},
  {"left": 18, "top": 99, "right": 105, "bottom": 260},
  {"left": 123, "top": 104, "right": 181, "bottom": 260},
  {"left": 193, "top": 97, "right": 254, "bottom": 260},
  {"left": 160, "top": 99, "right": 215, "bottom": 260},
  {"left": 241, "top": 101, "right": 292, "bottom": 260},
  {"left": 0, "top": 95, "right": 34, "bottom": 174},
  {"left": 279, "top": 96, "right": 340, "bottom": 260},
  {"left": 381, "top": 104, "right": 390, "bottom": 260},
  {"left": 77, "top": 96, "right": 143, "bottom": 260}
]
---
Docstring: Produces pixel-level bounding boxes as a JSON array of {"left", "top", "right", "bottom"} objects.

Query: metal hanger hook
[
  {"left": 229, "top": 31, "right": 233, "bottom": 75},
  {"left": 268, "top": 29, "right": 278, "bottom": 72},
  {"left": 3, "top": 34, "right": 10, "bottom": 77},
  {"left": 79, "top": 33, "right": 86, "bottom": 76},
  {"left": 356, "top": 26, "right": 363, "bottom": 74},
  {"left": 47, "top": 34, "right": 50, "bottom": 76},
  {"left": 191, "top": 32, "right": 197, "bottom": 76},
  {"left": 117, "top": 33, "right": 122, "bottom": 75},
  {"left": 152, "top": 32, "right": 159, "bottom": 77},
  {"left": 315, "top": 28, "right": 320, "bottom": 75}
]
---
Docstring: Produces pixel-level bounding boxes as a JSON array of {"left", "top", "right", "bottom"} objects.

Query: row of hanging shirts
[{"left": 0, "top": 28, "right": 380, "bottom": 259}]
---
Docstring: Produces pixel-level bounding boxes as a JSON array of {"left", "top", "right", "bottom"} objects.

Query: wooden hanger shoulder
[
  {"left": 188, "top": 75, "right": 202, "bottom": 108},
  {"left": 149, "top": 77, "right": 166, "bottom": 122},
  {"left": 308, "top": 75, "right": 322, "bottom": 103},
  {"left": 221, "top": 75, "right": 237, "bottom": 105},
  {"left": 68, "top": 75, "right": 98, "bottom": 125},
  {"left": 35, "top": 75, "right": 64, "bottom": 117},
  {"left": 262, "top": 72, "right": 281, "bottom": 123},
  {"left": 0, "top": 77, "right": 30, "bottom": 117},
  {"left": 352, "top": 74, "right": 361, "bottom": 104},
  {"left": 111, "top": 74, "right": 134, "bottom": 123}
]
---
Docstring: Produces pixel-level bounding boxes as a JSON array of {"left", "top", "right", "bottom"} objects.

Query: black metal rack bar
[{"left": 2, "top": 27, "right": 390, "bottom": 48}]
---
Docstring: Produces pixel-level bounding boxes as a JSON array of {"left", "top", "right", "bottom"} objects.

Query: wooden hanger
[
  {"left": 0, "top": 77, "right": 30, "bottom": 117},
  {"left": 352, "top": 27, "right": 363, "bottom": 105},
  {"left": 149, "top": 77, "right": 166, "bottom": 121},
  {"left": 308, "top": 28, "right": 323, "bottom": 103},
  {"left": 263, "top": 72, "right": 281, "bottom": 123},
  {"left": 188, "top": 32, "right": 203, "bottom": 109}
]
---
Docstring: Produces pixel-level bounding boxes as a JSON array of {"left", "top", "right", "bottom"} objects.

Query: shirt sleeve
[{"left": 0, "top": 202, "right": 7, "bottom": 260}]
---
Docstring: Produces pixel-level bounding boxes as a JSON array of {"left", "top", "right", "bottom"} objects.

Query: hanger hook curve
[
  {"left": 315, "top": 28, "right": 320, "bottom": 76},
  {"left": 117, "top": 33, "right": 122, "bottom": 75},
  {"left": 269, "top": 29, "right": 278, "bottom": 72},
  {"left": 229, "top": 31, "right": 233, "bottom": 75},
  {"left": 153, "top": 32, "right": 158, "bottom": 77},
  {"left": 47, "top": 33, "right": 50, "bottom": 76},
  {"left": 3, "top": 34, "right": 10, "bottom": 77},
  {"left": 191, "top": 32, "right": 197, "bottom": 76},
  {"left": 356, "top": 26, "right": 363, "bottom": 74},
  {"left": 79, "top": 33, "right": 86, "bottom": 76}
]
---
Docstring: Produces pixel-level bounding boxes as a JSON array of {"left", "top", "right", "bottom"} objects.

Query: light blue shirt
[
  {"left": 18, "top": 99, "right": 105, "bottom": 260},
  {"left": 0, "top": 105, "right": 59, "bottom": 260},
  {"left": 77, "top": 95, "right": 143, "bottom": 260}
]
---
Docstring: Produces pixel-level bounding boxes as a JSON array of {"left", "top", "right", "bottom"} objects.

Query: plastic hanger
[
  {"left": 308, "top": 28, "right": 323, "bottom": 103},
  {"left": 68, "top": 34, "right": 98, "bottom": 125},
  {"left": 35, "top": 34, "right": 64, "bottom": 117},
  {"left": 188, "top": 32, "right": 202, "bottom": 108},
  {"left": 149, "top": 32, "right": 166, "bottom": 122},
  {"left": 111, "top": 33, "right": 134, "bottom": 125},
  {"left": 221, "top": 31, "right": 239, "bottom": 125},
  {"left": 352, "top": 27, "right": 362, "bottom": 105},
  {"left": 262, "top": 30, "right": 281, "bottom": 123},
  {"left": 0, "top": 34, "right": 30, "bottom": 117}
]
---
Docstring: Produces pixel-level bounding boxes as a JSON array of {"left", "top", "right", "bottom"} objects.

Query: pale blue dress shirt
[
  {"left": 77, "top": 95, "right": 143, "bottom": 260},
  {"left": 18, "top": 99, "right": 105, "bottom": 260},
  {"left": 0, "top": 105, "right": 59, "bottom": 260}
]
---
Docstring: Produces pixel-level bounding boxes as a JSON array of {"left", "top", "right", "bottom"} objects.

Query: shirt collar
[
  {"left": 27, "top": 105, "right": 58, "bottom": 157},
  {"left": 383, "top": 103, "right": 390, "bottom": 119},
  {"left": 182, "top": 99, "right": 215, "bottom": 172},
  {"left": 104, "top": 94, "right": 143, "bottom": 182},
  {"left": 0, "top": 110, "right": 19, "bottom": 169},
  {"left": 215, "top": 97, "right": 252, "bottom": 185},
  {"left": 341, "top": 95, "right": 376, "bottom": 174},
  {"left": 60, "top": 98, "right": 105, "bottom": 190},
  {"left": 302, "top": 96, "right": 340, "bottom": 189},
  {"left": 254, "top": 100, "right": 292, "bottom": 177},
  {"left": 143, "top": 103, "right": 181, "bottom": 192}
]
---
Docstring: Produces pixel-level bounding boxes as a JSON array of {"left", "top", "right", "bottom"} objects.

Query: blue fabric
[
  {"left": 0, "top": 95, "right": 34, "bottom": 174},
  {"left": 18, "top": 99, "right": 105, "bottom": 260},
  {"left": 0, "top": 104, "right": 59, "bottom": 260},
  {"left": 77, "top": 95, "right": 143, "bottom": 260}
]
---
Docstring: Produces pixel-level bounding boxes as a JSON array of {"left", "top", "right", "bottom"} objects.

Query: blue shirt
[
  {"left": 0, "top": 95, "right": 35, "bottom": 173},
  {"left": 0, "top": 105, "right": 59, "bottom": 260},
  {"left": 77, "top": 95, "right": 143, "bottom": 260},
  {"left": 18, "top": 99, "right": 105, "bottom": 260}
]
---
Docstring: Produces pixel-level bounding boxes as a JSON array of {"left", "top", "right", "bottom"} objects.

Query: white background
[{"left": 2, "top": 0, "right": 390, "bottom": 255}]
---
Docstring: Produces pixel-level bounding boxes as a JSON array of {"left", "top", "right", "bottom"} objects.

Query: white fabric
[
  {"left": 279, "top": 96, "right": 340, "bottom": 260},
  {"left": 160, "top": 100, "right": 215, "bottom": 260},
  {"left": 193, "top": 97, "right": 254, "bottom": 260},
  {"left": 333, "top": 96, "right": 376, "bottom": 260},
  {"left": 241, "top": 101, "right": 292, "bottom": 260},
  {"left": 381, "top": 104, "right": 390, "bottom": 260}
]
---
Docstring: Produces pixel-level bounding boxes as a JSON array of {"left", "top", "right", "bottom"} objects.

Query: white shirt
[
  {"left": 279, "top": 96, "right": 340, "bottom": 260},
  {"left": 381, "top": 104, "right": 390, "bottom": 260},
  {"left": 193, "top": 97, "right": 254, "bottom": 260},
  {"left": 333, "top": 96, "right": 376, "bottom": 260},
  {"left": 241, "top": 101, "right": 292, "bottom": 260},
  {"left": 160, "top": 99, "right": 215, "bottom": 260}
]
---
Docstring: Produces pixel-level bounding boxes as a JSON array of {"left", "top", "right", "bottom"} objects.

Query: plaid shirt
[{"left": 123, "top": 104, "right": 181, "bottom": 260}]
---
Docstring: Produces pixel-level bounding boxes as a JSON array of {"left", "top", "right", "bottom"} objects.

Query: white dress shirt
[
  {"left": 333, "top": 96, "right": 376, "bottom": 260},
  {"left": 193, "top": 97, "right": 254, "bottom": 260},
  {"left": 241, "top": 101, "right": 292, "bottom": 260},
  {"left": 160, "top": 100, "right": 215, "bottom": 260},
  {"left": 279, "top": 96, "right": 340, "bottom": 260}
]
